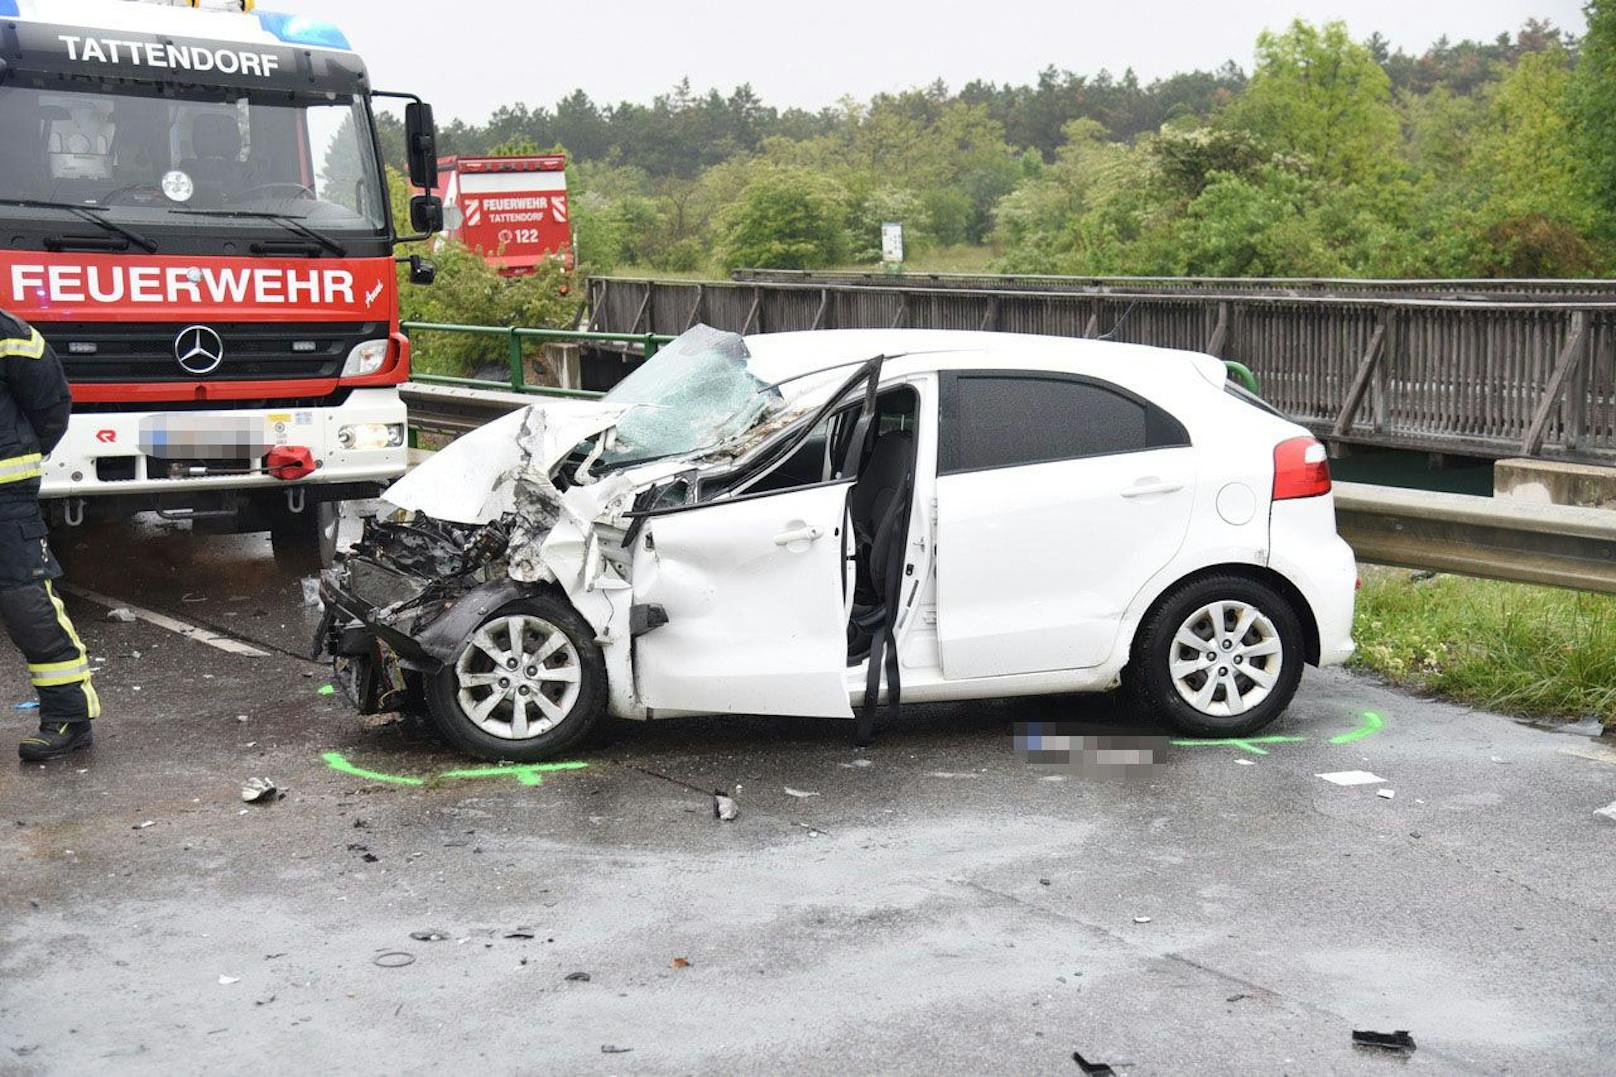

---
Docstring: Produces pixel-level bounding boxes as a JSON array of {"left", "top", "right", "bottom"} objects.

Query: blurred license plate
[{"left": 138, "top": 416, "right": 275, "bottom": 460}]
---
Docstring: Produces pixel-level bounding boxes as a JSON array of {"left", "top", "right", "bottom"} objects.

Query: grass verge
[{"left": 1350, "top": 569, "right": 1616, "bottom": 727}]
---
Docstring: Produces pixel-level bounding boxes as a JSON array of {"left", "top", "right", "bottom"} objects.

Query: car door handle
[
  {"left": 1121, "top": 480, "right": 1184, "bottom": 498},
  {"left": 773, "top": 525, "right": 825, "bottom": 546}
]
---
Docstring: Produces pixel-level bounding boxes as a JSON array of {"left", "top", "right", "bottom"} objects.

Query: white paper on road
[{"left": 1315, "top": 770, "right": 1387, "bottom": 786}]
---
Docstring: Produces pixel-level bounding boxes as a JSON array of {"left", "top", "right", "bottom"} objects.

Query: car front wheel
[
  {"left": 425, "top": 594, "right": 606, "bottom": 762},
  {"left": 1127, "top": 575, "right": 1305, "bottom": 738}
]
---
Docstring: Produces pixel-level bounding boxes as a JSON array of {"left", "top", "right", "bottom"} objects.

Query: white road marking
[{"left": 58, "top": 584, "right": 271, "bottom": 657}]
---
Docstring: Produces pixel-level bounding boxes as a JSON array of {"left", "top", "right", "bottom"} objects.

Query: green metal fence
[{"left": 401, "top": 321, "right": 676, "bottom": 398}]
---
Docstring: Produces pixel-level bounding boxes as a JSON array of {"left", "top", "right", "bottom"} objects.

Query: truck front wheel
[{"left": 270, "top": 499, "right": 340, "bottom": 573}]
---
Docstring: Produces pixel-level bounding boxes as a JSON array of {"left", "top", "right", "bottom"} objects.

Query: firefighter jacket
[{"left": 0, "top": 311, "right": 72, "bottom": 502}]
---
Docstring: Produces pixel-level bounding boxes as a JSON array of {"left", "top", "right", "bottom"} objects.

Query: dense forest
[{"left": 373, "top": 4, "right": 1616, "bottom": 352}]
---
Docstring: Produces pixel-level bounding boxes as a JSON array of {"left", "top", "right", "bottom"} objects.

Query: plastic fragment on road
[
  {"left": 714, "top": 793, "right": 739, "bottom": 821},
  {"left": 13, "top": 700, "right": 38, "bottom": 710},
  {"left": 240, "top": 777, "right": 278, "bottom": 804},
  {"left": 218, "top": 975, "right": 240, "bottom": 985},
  {"left": 1235, "top": 759, "right": 1256, "bottom": 766},
  {"left": 1352, "top": 1029, "right": 1416, "bottom": 1053},
  {"left": 1595, "top": 801, "right": 1616, "bottom": 823},
  {"left": 601, "top": 1045, "right": 633, "bottom": 1054},
  {"left": 1377, "top": 789, "right": 1396, "bottom": 800},
  {"left": 839, "top": 759, "right": 873, "bottom": 768},
  {"left": 671, "top": 956, "right": 691, "bottom": 969},
  {"left": 1315, "top": 770, "right": 1386, "bottom": 786},
  {"left": 783, "top": 786, "right": 820, "bottom": 798},
  {"left": 132, "top": 820, "right": 155, "bottom": 830},
  {"left": 1132, "top": 916, "right": 1152, "bottom": 924},
  {"left": 300, "top": 577, "right": 320, "bottom": 606},
  {"left": 1072, "top": 1049, "right": 1118, "bottom": 1075},
  {"left": 565, "top": 971, "right": 591, "bottom": 982},
  {"left": 409, "top": 929, "right": 449, "bottom": 942},
  {"left": 105, "top": 607, "right": 136, "bottom": 623}
]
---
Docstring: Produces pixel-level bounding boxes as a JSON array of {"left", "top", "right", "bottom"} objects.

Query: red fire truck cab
[
  {"left": 0, "top": 0, "right": 444, "bottom": 569},
  {"left": 435, "top": 154, "right": 571, "bottom": 275}
]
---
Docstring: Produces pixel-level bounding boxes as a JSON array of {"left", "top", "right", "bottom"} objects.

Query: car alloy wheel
[
  {"left": 1168, "top": 599, "right": 1283, "bottom": 718},
  {"left": 454, "top": 613, "right": 583, "bottom": 740}
]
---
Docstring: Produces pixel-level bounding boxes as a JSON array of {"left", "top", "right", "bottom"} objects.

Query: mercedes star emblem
[{"left": 175, "top": 325, "right": 224, "bottom": 376}]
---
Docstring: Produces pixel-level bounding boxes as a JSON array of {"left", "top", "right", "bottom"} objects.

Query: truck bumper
[{"left": 40, "top": 388, "right": 407, "bottom": 499}]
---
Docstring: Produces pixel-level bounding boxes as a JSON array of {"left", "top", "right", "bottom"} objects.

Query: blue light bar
[
  {"left": 256, "top": 11, "right": 351, "bottom": 50},
  {"left": 0, "top": 0, "right": 19, "bottom": 18}
]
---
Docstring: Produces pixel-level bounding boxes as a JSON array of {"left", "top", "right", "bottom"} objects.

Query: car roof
[{"left": 740, "top": 329, "right": 1228, "bottom": 393}]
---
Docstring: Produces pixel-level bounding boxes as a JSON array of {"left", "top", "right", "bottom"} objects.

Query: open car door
[{"left": 630, "top": 357, "right": 885, "bottom": 717}]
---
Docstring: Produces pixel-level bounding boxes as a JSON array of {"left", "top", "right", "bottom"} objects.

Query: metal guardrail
[
  {"left": 398, "top": 379, "right": 1616, "bottom": 595},
  {"left": 731, "top": 268, "right": 1616, "bottom": 301},
  {"left": 401, "top": 321, "right": 672, "bottom": 397},
  {"left": 1335, "top": 481, "right": 1616, "bottom": 594},
  {"left": 588, "top": 276, "right": 1616, "bottom": 466}
]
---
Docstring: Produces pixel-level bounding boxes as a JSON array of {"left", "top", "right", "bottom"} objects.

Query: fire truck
[
  {"left": 0, "top": 0, "right": 444, "bottom": 569},
  {"left": 435, "top": 153, "right": 571, "bottom": 275}
]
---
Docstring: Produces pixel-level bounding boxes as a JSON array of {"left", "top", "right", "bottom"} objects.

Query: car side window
[{"left": 940, "top": 372, "right": 1189, "bottom": 474}]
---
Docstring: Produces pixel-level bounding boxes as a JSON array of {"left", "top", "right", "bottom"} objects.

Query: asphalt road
[{"left": 2, "top": 511, "right": 1615, "bottom": 1075}]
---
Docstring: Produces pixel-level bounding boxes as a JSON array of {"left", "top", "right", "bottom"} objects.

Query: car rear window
[{"left": 940, "top": 372, "right": 1190, "bottom": 474}]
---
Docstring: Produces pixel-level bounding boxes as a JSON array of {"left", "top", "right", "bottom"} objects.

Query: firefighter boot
[{"left": 18, "top": 719, "right": 93, "bottom": 762}]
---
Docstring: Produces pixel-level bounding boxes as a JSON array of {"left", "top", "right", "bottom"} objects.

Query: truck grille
[{"left": 40, "top": 322, "right": 384, "bottom": 383}]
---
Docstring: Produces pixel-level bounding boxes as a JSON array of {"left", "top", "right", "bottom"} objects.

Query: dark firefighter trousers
[{"left": 0, "top": 501, "right": 98, "bottom": 723}]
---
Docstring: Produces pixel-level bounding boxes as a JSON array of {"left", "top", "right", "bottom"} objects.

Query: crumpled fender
[{"left": 411, "top": 576, "right": 536, "bottom": 666}]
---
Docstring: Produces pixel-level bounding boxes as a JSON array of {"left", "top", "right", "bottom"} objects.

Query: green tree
[
  {"left": 1224, "top": 20, "right": 1400, "bottom": 184},
  {"left": 719, "top": 166, "right": 849, "bottom": 269},
  {"left": 1573, "top": 0, "right": 1616, "bottom": 234}
]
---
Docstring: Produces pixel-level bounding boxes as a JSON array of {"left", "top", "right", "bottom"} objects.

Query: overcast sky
[{"left": 272, "top": 1, "right": 1587, "bottom": 124}]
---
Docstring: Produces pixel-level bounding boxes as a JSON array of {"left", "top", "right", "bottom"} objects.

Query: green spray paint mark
[
  {"left": 1330, "top": 711, "right": 1384, "bottom": 744},
  {"left": 321, "top": 751, "right": 425, "bottom": 786},
  {"left": 1168, "top": 735, "right": 1308, "bottom": 755},
  {"left": 317, "top": 684, "right": 336, "bottom": 696},
  {"left": 321, "top": 751, "right": 588, "bottom": 788}
]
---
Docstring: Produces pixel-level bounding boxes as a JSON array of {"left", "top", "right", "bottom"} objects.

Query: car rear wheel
[
  {"left": 1127, "top": 574, "right": 1304, "bottom": 738},
  {"left": 425, "top": 594, "right": 606, "bottom": 762}
]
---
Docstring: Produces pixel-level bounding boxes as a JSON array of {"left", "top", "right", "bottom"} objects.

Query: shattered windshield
[{"left": 599, "top": 325, "right": 781, "bottom": 466}]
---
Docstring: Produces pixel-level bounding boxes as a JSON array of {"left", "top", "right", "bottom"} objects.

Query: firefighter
[{"left": 0, "top": 309, "right": 99, "bottom": 761}]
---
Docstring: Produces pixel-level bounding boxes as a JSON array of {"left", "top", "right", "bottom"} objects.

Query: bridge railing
[
  {"left": 401, "top": 321, "right": 673, "bottom": 398},
  {"left": 586, "top": 276, "right": 1616, "bottom": 465}
]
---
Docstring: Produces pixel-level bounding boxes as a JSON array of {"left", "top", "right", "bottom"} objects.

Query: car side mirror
[
  {"left": 409, "top": 194, "right": 443, "bottom": 235},
  {"left": 404, "top": 101, "right": 438, "bottom": 190}
]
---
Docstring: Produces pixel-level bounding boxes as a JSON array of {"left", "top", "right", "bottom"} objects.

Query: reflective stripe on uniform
[
  {"left": 0, "top": 328, "right": 46, "bottom": 360},
  {"left": 0, "top": 452, "right": 43, "bottom": 484},
  {"left": 39, "top": 582, "right": 97, "bottom": 716}
]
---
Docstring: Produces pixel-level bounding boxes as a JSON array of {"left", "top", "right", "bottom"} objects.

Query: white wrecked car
[{"left": 316, "top": 326, "right": 1356, "bottom": 762}]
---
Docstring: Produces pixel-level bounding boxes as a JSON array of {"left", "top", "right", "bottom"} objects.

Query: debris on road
[
  {"left": 672, "top": 956, "right": 691, "bottom": 969},
  {"left": 409, "top": 929, "right": 449, "bottom": 942},
  {"left": 1132, "top": 916, "right": 1152, "bottom": 924},
  {"left": 240, "top": 778, "right": 278, "bottom": 804},
  {"left": 1315, "top": 771, "right": 1386, "bottom": 786},
  {"left": 601, "top": 1045, "right": 633, "bottom": 1055},
  {"left": 300, "top": 577, "right": 321, "bottom": 606},
  {"left": 1072, "top": 1049, "right": 1118, "bottom": 1075},
  {"left": 783, "top": 786, "right": 820, "bottom": 798},
  {"left": 1235, "top": 759, "right": 1256, "bottom": 766},
  {"left": 235, "top": 715, "right": 249, "bottom": 724},
  {"left": 217, "top": 975, "right": 239, "bottom": 985},
  {"left": 714, "top": 793, "right": 739, "bottom": 821},
  {"left": 1377, "top": 789, "right": 1396, "bottom": 800},
  {"left": 839, "top": 759, "right": 874, "bottom": 769},
  {"left": 13, "top": 700, "right": 38, "bottom": 711},
  {"left": 926, "top": 771, "right": 979, "bottom": 779},
  {"left": 565, "top": 971, "right": 591, "bottom": 982},
  {"left": 504, "top": 928, "right": 536, "bottom": 940},
  {"left": 132, "top": 820, "right": 155, "bottom": 830},
  {"left": 105, "top": 607, "right": 137, "bottom": 623},
  {"left": 1352, "top": 1029, "right": 1416, "bottom": 1054},
  {"left": 373, "top": 952, "right": 415, "bottom": 968},
  {"left": 1594, "top": 801, "right": 1616, "bottom": 823}
]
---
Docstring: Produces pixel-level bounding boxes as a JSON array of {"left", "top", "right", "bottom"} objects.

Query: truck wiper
[
  {"left": 0, "top": 197, "right": 158, "bottom": 253},
  {"left": 170, "top": 208, "right": 347, "bottom": 257}
]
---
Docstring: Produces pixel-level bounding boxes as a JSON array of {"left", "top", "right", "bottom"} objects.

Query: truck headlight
[
  {"left": 341, "top": 339, "right": 390, "bottom": 377},
  {"left": 337, "top": 423, "right": 405, "bottom": 451}
]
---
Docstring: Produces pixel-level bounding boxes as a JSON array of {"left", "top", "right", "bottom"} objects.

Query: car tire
[
  {"left": 1127, "top": 574, "right": 1305, "bottom": 738},
  {"left": 424, "top": 594, "right": 606, "bottom": 762},
  {"left": 270, "top": 499, "right": 340, "bottom": 574}
]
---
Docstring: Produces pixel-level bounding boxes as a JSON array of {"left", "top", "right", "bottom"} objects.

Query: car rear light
[{"left": 1273, "top": 436, "right": 1332, "bottom": 500}]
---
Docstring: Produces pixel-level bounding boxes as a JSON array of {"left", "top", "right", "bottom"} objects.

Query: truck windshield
[{"left": 0, "top": 81, "right": 386, "bottom": 236}]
